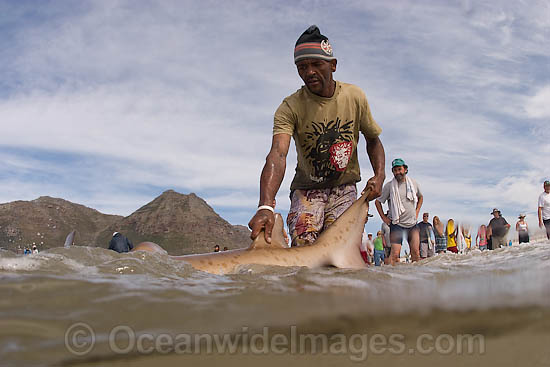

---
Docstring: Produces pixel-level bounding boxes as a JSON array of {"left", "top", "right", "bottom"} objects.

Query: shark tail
[{"left": 314, "top": 189, "right": 371, "bottom": 269}]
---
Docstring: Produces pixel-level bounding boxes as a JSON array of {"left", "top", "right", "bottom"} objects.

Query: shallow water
[{"left": 1, "top": 241, "right": 550, "bottom": 366}]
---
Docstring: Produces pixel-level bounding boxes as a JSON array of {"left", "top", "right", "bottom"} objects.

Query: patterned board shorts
[
  {"left": 435, "top": 235, "right": 447, "bottom": 252},
  {"left": 287, "top": 183, "right": 357, "bottom": 247}
]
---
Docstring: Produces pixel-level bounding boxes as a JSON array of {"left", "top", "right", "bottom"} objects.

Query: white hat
[{"left": 112, "top": 232, "right": 119, "bottom": 237}]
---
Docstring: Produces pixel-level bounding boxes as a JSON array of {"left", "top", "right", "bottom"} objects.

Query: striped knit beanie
[{"left": 294, "top": 25, "right": 335, "bottom": 63}]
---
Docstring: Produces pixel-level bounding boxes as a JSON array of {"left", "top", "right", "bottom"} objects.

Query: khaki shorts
[
  {"left": 287, "top": 184, "right": 357, "bottom": 247},
  {"left": 420, "top": 242, "right": 435, "bottom": 258}
]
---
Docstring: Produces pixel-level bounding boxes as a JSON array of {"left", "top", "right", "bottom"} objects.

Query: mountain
[
  {"left": 0, "top": 190, "right": 252, "bottom": 255},
  {"left": 96, "top": 190, "right": 252, "bottom": 254},
  {"left": 0, "top": 196, "right": 122, "bottom": 250}
]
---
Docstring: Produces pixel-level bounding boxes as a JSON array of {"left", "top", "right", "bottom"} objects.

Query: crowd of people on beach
[{"left": 360, "top": 178, "right": 550, "bottom": 266}]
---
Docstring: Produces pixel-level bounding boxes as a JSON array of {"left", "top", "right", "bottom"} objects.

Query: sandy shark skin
[{"left": 132, "top": 190, "right": 371, "bottom": 275}]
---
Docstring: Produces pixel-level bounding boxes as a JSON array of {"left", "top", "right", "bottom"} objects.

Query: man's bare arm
[
  {"left": 248, "top": 134, "right": 291, "bottom": 243},
  {"left": 375, "top": 199, "right": 390, "bottom": 225},
  {"left": 364, "top": 136, "right": 385, "bottom": 200}
]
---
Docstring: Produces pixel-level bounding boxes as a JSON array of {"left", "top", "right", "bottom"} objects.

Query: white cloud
[{"left": 525, "top": 86, "right": 550, "bottom": 119}]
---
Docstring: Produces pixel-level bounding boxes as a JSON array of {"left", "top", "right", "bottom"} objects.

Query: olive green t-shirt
[{"left": 273, "top": 81, "right": 382, "bottom": 190}]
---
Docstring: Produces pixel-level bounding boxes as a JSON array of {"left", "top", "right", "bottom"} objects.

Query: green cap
[
  {"left": 545, "top": 180, "right": 550, "bottom": 186},
  {"left": 392, "top": 158, "right": 407, "bottom": 168}
]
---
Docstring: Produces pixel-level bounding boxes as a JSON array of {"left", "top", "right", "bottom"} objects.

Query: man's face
[
  {"left": 545, "top": 183, "right": 550, "bottom": 193},
  {"left": 392, "top": 166, "right": 407, "bottom": 181},
  {"left": 423, "top": 213, "right": 429, "bottom": 223},
  {"left": 296, "top": 58, "right": 336, "bottom": 97},
  {"left": 492, "top": 211, "right": 500, "bottom": 218}
]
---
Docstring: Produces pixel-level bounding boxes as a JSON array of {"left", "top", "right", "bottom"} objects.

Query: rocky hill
[
  {"left": 0, "top": 190, "right": 252, "bottom": 255},
  {"left": 0, "top": 196, "right": 122, "bottom": 250},
  {"left": 96, "top": 190, "right": 252, "bottom": 254}
]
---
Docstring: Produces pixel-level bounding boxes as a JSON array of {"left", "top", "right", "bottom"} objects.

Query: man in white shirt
[
  {"left": 538, "top": 180, "right": 550, "bottom": 239},
  {"left": 375, "top": 158, "right": 423, "bottom": 265}
]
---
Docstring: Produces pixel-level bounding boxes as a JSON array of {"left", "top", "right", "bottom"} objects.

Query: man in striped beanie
[
  {"left": 249, "top": 25, "right": 386, "bottom": 248},
  {"left": 293, "top": 25, "right": 337, "bottom": 97}
]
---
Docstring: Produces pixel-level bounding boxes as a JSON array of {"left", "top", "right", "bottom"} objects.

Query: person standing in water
[
  {"left": 248, "top": 25, "right": 386, "bottom": 247},
  {"left": 432, "top": 216, "right": 447, "bottom": 254},
  {"left": 515, "top": 214, "right": 529, "bottom": 244},
  {"left": 359, "top": 231, "right": 372, "bottom": 264},
  {"left": 462, "top": 225, "right": 472, "bottom": 252},
  {"left": 476, "top": 224, "right": 488, "bottom": 251},
  {"left": 380, "top": 210, "right": 391, "bottom": 264},
  {"left": 373, "top": 231, "right": 385, "bottom": 266},
  {"left": 417, "top": 212, "right": 435, "bottom": 259},
  {"left": 375, "top": 158, "right": 423, "bottom": 265},
  {"left": 487, "top": 208, "right": 511, "bottom": 249},
  {"left": 446, "top": 219, "right": 458, "bottom": 253},
  {"left": 538, "top": 180, "right": 550, "bottom": 240}
]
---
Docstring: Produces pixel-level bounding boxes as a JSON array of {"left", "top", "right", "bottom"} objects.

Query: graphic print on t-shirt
[{"left": 304, "top": 117, "right": 354, "bottom": 183}]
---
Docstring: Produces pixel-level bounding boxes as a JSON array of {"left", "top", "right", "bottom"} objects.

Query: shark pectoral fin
[{"left": 249, "top": 213, "right": 288, "bottom": 249}]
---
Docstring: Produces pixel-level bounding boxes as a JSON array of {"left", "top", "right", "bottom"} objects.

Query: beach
[{"left": 2, "top": 241, "right": 550, "bottom": 366}]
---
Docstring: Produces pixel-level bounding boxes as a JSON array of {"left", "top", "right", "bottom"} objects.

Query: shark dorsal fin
[{"left": 250, "top": 213, "right": 288, "bottom": 249}]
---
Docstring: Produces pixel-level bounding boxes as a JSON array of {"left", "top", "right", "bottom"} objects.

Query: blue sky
[{"left": 1, "top": 0, "right": 549, "bottom": 239}]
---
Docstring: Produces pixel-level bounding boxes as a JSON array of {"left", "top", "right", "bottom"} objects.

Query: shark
[
  {"left": 64, "top": 230, "right": 76, "bottom": 248},
  {"left": 132, "top": 190, "right": 371, "bottom": 275}
]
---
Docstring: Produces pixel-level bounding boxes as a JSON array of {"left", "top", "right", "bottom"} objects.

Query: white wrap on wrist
[{"left": 257, "top": 205, "right": 275, "bottom": 213}]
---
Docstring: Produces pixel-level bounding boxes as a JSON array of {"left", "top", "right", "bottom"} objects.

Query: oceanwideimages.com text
[{"left": 65, "top": 323, "right": 485, "bottom": 361}]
